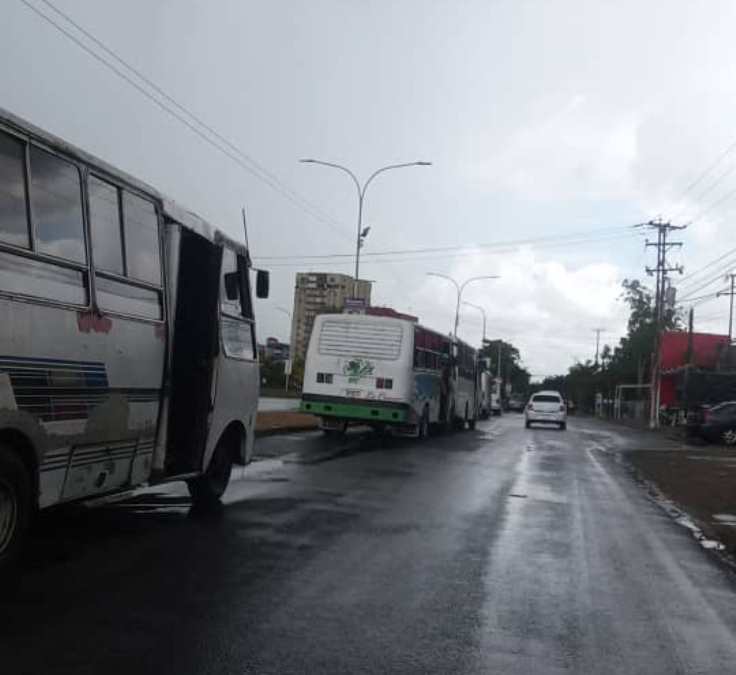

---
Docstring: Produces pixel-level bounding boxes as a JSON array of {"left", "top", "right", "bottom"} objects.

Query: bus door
[{"left": 165, "top": 229, "right": 222, "bottom": 475}]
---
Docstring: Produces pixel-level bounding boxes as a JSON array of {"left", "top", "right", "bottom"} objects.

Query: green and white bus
[{"left": 300, "top": 313, "right": 478, "bottom": 436}]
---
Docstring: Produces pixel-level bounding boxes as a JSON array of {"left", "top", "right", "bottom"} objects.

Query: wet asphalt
[{"left": 4, "top": 416, "right": 736, "bottom": 674}]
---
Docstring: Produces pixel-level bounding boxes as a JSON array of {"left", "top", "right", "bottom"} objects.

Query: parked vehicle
[
  {"left": 490, "top": 377, "right": 502, "bottom": 416},
  {"left": 687, "top": 402, "right": 736, "bottom": 445},
  {"left": 300, "top": 313, "right": 478, "bottom": 436},
  {"left": 0, "top": 107, "right": 269, "bottom": 575},
  {"left": 508, "top": 395, "right": 526, "bottom": 412},
  {"left": 525, "top": 391, "right": 567, "bottom": 429}
]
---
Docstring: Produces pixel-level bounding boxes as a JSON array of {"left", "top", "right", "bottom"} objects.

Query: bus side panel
[
  {"left": 0, "top": 297, "right": 164, "bottom": 507},
  {"left": 205, "top": 347, "right": 258, "bottom": 469},
  {"left": 413, "top": 371, "right": 442, "bottom": 423}
]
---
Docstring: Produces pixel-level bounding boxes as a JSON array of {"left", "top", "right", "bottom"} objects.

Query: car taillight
[
  {"left": 703, "top": 410, "right": 712, "bottom": 423},
  {"left": 559, "top": 405, "right": 565, "bottom": 412},
  {"left": 527, "top": 404, "right": 534, "bottom": 411}
]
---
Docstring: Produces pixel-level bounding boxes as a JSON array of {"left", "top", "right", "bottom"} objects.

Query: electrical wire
[
  {"left": 253, "top": 225, "right": 639, "bottom": 262},
  {"left": 260, "top": 231, "right": 643, "bottom": 267},
  {"left": 19, "top": 0, "right": 352, "bottom": 242}
]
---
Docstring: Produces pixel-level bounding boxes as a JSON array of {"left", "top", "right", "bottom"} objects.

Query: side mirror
[
  {"left": 256, "top": 269, "right": 270, "bottom": 299},
  {"left": 224, "top": 272, "right": 240, "bottom": 300}
]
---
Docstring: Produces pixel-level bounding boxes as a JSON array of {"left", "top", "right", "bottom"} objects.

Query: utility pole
[
  {"left": 593, "top": 328, "right": 605, "bottom": 367},
  {"left": 640, "top": 219, "right": 686, "bottom": 428},
  {"left": 716, "top": 273, "right": 736, "bottom": 342}
]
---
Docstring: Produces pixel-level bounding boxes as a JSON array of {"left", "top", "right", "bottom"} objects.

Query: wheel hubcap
[
  {"left": 0, "top": 478, "right": 18, "bottom": 554},
  {"left": 724, "top": 430, "right": 736, "bottom": 446}
]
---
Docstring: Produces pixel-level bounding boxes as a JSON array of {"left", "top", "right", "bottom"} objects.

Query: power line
[
  {"left": 678, "top": 256, "right": 736, "bottom": 300},
  {"left": 678, "top": 245, "right": 736, "bottom": 284},
  {"left": 19, "top": 0, "right": 351, "bottom": 242},
  {"left": 253, "top": 225, "right": 639, "bottom": 262},
  {"left": 673, "top": 137, "right": 736, "bottom": 214},
  {"left": 260, "top": 231, "right": 642, "bottom": 267}
]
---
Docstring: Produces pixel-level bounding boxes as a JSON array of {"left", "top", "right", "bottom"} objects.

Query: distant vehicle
[
  {"left": 525, "top": 391, "right": 567, "bottom": 430},
  {"left": 0, "top": 107, "right": 269, "bottom": 575},
  {"left": 479, "top": 371, "right": 492, "bottom": 419},
  {"left": 687, "top": 402, "right": 736, "bottom": 445},
  {"left": 300, "top": 314, "right": 478, "bottom": 436},
  {"left": 508, "top": 395, "right": 526, "bottom": 412},
  {"left": 490, "top": 377, "right": 502, "bottom": 416}
]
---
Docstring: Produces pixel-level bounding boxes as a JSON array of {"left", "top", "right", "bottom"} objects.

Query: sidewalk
[
  {"left": 621, "top": 442, "right": 736, "bottom": 556},
  {"left": 255, "top": 410, "right": 319, "bottom": 436}
]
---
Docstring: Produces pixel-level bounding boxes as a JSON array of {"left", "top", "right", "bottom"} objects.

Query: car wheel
[
  {"left": 723, "top": 428, "right": 736, "bottom": 446},
  {"left": 0, "top": 445, "right": 33, "bottom": 579},
  {"left": 560, "top": 422, "right": 567, "bottom": 431},
  {"left": 525, "top": 420, "right": 531, "bottom": 429}
]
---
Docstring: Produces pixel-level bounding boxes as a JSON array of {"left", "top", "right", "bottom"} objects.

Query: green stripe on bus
[{"left": 300, "top": 400, "right": 408, "bottom": 423}]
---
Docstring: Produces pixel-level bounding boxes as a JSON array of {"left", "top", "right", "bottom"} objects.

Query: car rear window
[{"left": 532, "top": 395, "right": 561, "bottom": 403}]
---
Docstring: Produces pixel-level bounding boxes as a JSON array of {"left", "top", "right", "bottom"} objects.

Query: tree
[{"left": 479, "top": 339, "right": 531, "bottom": 398}]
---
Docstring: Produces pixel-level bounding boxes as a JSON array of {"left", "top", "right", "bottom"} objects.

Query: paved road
[{"left": 4, "top": 416, "right": 736, "bottom": 674}]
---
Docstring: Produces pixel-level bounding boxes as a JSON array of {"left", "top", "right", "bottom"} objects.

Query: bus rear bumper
[{"left": 300, "top": 397, "right": 409, "bottom": 424}]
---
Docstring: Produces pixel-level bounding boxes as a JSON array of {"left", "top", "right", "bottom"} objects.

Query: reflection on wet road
[{"left": 4, "top": 416, "right": 736, "bottom": 674}]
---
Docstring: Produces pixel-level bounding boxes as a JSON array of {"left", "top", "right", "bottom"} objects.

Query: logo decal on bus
[{"left": 343, "top": 358, "right": 374, "bottom": 383}]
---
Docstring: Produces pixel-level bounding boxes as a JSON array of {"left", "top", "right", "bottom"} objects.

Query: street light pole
[
  {"left": 275, "top": 306, "right": 292, "bottom": 392},
  {"left": 462, "top": 301, "right": 487, "bottom": 344},
  {"left": 299, "top": 159, "right": 432, "bottom": 291},
  {"left": 426, "top": 273, "right": 499, "bottom": 339}
]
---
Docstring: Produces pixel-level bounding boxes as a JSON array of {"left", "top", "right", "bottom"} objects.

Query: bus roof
[{"left": 0, "top": 106, "right": 246, "bottom": 256}]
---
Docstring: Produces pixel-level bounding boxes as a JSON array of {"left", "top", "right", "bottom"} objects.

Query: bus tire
[
  {"left": 188, "top": 436, "right": 233, "bottom": 509},
  {"left": 468, "top": 415, "right": 476, "bottom": 431},
  {"left": 0, "top": 444, "right": 32, "bottom": 579},
  {"left": 445, "top": 403, "right": 455, "bottom": 434},
  {"left": 418, "top": 407, "right": 430, "bottom": 439}
]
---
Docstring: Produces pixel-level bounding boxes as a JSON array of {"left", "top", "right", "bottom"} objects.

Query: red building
[{"left": 660, "top": 331, "right": 730, "bottom": 406}]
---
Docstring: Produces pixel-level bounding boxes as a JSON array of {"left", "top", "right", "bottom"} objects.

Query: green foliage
[
  {"left": 538, "top": 277, "right": 682, "bottom": 413},
  {"left": 479, "top": 339, "right": 531, "bottom": 398}
]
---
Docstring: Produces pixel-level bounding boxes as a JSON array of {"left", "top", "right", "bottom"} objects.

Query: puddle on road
[{"left": 713, "top": 513, "right": 736, "bottom": 526}]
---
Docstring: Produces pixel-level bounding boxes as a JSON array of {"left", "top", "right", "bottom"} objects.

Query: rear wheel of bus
[
  {"left": 0, "top": 445, "right": 32, "bottom": 579},
  {"left": 417, "top": 406, "right": 430, "bottom": 439},
  {"left": 188, "top": 435, "right": 233, "bottom": 509}
]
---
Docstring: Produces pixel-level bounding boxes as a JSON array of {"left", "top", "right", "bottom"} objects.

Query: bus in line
[
  {"left": 300, "top": 312, "right": 478, "bottom": 436},
  {"left": 0, "top": 107, "right": 269, "bottom": 573}
]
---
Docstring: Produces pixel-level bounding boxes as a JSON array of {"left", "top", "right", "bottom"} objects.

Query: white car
[{"left": 525, "top": 390, "right": 567, "bottom": 430}]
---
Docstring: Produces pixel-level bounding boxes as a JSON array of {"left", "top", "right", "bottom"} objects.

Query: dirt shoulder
[
  {"left": 255, "top": 410, "right": 319, "bottom": 436},
  {"left": 623, "top": 444, "right": 736, "bottom": 554}
]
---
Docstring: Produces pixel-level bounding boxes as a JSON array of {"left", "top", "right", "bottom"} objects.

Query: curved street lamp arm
[
  {"left": 459, "top": 275, "right": 500, "bottom": 294},
  {"left": 426, "top": 271, "right": 460, "bottom": 294},
  {"left": 299, "top": 159, "right": 362, "bottom": 199},
  {"left": 362, "top": 162, "right": 431, "bottom": 198}
]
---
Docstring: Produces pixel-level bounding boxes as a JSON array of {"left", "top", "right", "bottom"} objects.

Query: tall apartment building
[{"left": 290, "top": 272, "right": 372, "bottom": 362}]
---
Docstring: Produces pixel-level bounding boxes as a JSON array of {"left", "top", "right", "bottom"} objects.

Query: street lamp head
[
  {"left": 299, "top": 158, "right": 317, "bottom": 163},
  {"left": 414, "top": 161, "right": 432, "bottom": 166}
]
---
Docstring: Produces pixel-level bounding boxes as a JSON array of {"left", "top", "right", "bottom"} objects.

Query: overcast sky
[{"left": 4, "top": 0, "right": 736, "bottom": 378}]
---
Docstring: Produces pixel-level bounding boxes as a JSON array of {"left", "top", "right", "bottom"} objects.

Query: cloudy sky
[{"left": 4, "top": 0, "right": 736, "bottom": 377}]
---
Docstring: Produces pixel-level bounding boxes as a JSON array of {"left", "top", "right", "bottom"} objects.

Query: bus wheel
[
  {"left": 418, "top": 408, "right": 430, "bottom": 439},
  {"left": 188, "top": 436, "right": 233, "bottom": 508},
  {"left": 0, "top": 445, "right": 32, "bottom": 577},
  {"left": 468, "top": 415, "right": 477, "bottom": 431},
  {"left": 443, "top": 404, "right": 453, "bottom": 433}
]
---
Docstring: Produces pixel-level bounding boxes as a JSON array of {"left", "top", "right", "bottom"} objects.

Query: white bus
[
  {"left": 300, "top": 313, "right": 478, "bottom": 436},
  {"left": 0, "top": 108, "right": 269, "bottom": 573}
]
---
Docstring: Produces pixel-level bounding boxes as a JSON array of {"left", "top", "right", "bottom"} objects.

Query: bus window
[
  {"left": 90, "top": 182, "right": 163, "bottom": 319},
  {"left": 220, "top": 248, "right": 241, "bottom": 317},
  {"left": 29, "top": 146, "right": 85, "bottom": 264},
  {"left": 220, "top": 248, "right": 256, "bottom": 360},
  {"left": 122, "top": 191, "right": 161, "bottom": 286},
  {"left": 0, "top": 131, "right": 30, "bottom": 249},
  {"left": 88, "top": 175, "right": 123, "bottom": 275}
]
